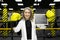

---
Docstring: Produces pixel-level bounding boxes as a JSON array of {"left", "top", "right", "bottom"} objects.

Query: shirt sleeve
[{"left": 13, "top": 21, "right": 21, "bottom": 33}]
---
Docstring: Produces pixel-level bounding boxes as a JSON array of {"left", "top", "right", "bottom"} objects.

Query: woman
[{"left": 13, "top": 7, "right": 40, "bottom": 40}]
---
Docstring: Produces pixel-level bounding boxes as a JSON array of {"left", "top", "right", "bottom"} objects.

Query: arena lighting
[
  {"left": 0, "top": 8, "right": 2, "bottom": 10},
  {"left": 20, "top": 8, "right": 24, "bottom": 10},
  {"left": 21, "top": 8, "right": 36, "bottom": 10},
  {"left": 15, "top": 0, "right": 22, "bottom": 2},
  {"left": 54, "top": 0, "right": 60, "bottom": 2},
  {"left": 33, "top": 8, "right": 36, "bottom": 10},
  {"left": 49, "top": 3, "right": 55, "bottom": 6},
  {"left": 9, "top": 8, "right": 13, "bottom": 10},
  {"left": 34, "top": 3, "right": 39, "bottom": 6},
  {"left": 35, "top": 0, "right": 41, "bottom": 2},
  {"left": 1, "top": 3, "right": 8, "bottom": 6},
  {"left": 0, "top": 0, "right": 3, "bottom": 2},
  {"left": 17, "top": 3, "right": 23, "bottom": 6}
]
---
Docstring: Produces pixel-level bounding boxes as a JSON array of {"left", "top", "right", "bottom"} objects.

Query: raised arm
[{"left": 13, "top": 21, "right": 21, "bottom": 33}]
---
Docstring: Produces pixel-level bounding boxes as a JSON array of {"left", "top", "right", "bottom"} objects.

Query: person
[
  {"left": 13, "top": 7, "right": 40, "bottom": 40},
  {"left": 10, "top": 11, "right": 22, "bottom": 35}
]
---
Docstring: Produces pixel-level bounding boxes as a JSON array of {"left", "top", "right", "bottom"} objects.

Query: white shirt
[{"left": 13, "top": 19, "right": 41, "bottom": 40}]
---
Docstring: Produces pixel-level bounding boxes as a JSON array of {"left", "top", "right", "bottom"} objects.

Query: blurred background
[{"left": 0, "top": 0, "right": 60, "bottom": 40}]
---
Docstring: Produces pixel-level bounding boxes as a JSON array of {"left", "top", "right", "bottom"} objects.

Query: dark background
[{"left": 0, "top": 0, "right": 60, "bottom": 40}]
